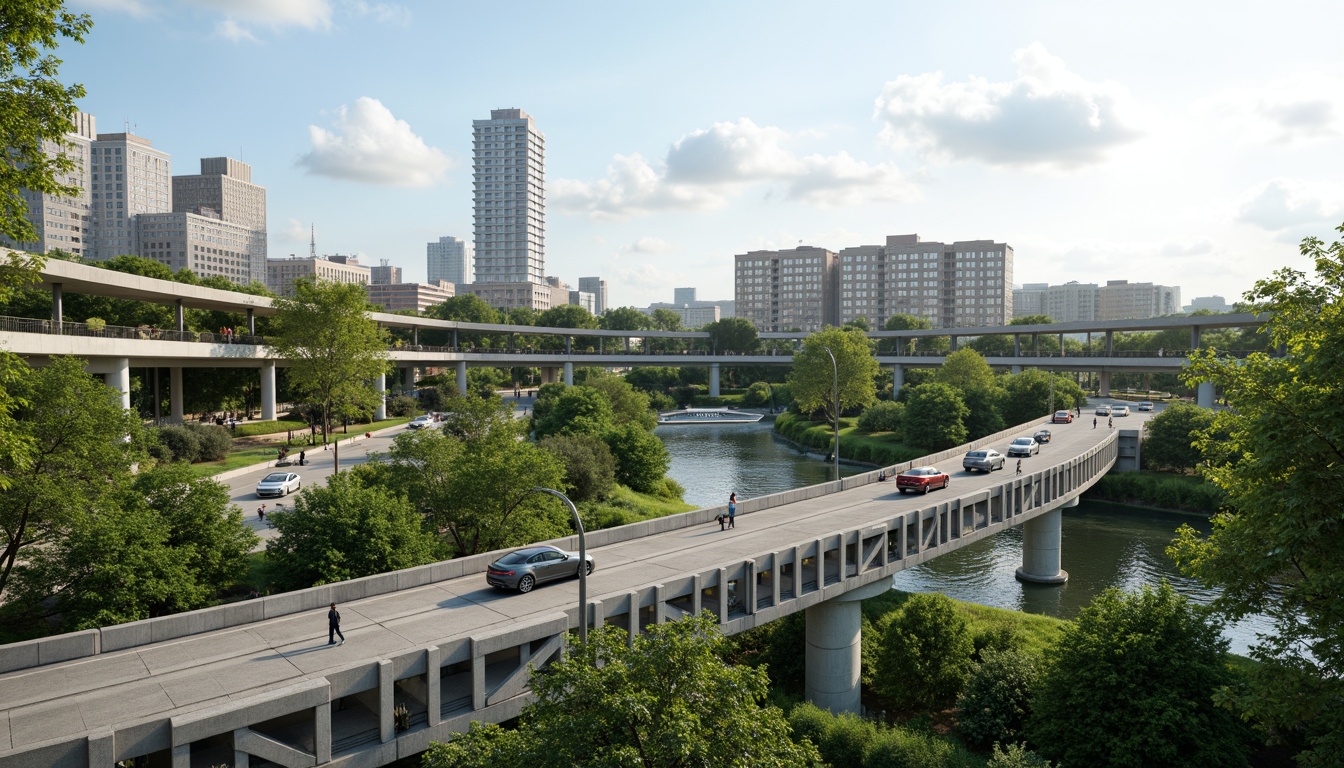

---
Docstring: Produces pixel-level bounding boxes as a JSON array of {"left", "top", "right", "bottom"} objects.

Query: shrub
[
  {"left": 956, "top": 648, "right": 1040, "bottom": 749},
  {"left": 186, "top": 424, "right": 232, "bottom": 462},
  {"left": 156, "top": 425, "right": 201, "bottom": 462},
  {"left": 873, "top": 592, "right": 974, "bottom": 714},
  {"left": 858, "top": 400, "right": 903, "bottom": 432},
  {"left": 863, "top": 725, "right": 968, "bottom": 768},
  {"left": 986, "top": 742, "right": 1054, "bottom": 768},
  {"left": 539, "top": 433, "right": 616, "bottom": 503},
  {"left": 386, "top": 395, "right": 418, "bottom": 417},
  {"left": 741, "top": 382, "right": 773, "bottom": 408}
]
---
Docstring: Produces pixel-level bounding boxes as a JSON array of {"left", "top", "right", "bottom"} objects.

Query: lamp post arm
[
  {"left": 822, "top": 346, "right": 840, "bottom": 483},
  {"left": 530, "top": 487, "right": 587, "bottom": 646}
]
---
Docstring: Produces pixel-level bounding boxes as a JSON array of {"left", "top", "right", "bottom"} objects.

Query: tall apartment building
[
  {"left": 427, "top": 235, "right": 471, "bottom": 285},
  {"left": 172, "top": 157, "right": 266, "bottom": 231},
  {"left": 569, "top": 290, "right": 596, "bottom": 314},
  {"left": 674, "top": 287, "right": 696, "bottom": 305},
  {"left": 370, "top": 260, "right": 402, "bottom": 285},
  {"left": 2, "top": 111, "right": 96, "bottom": 258},
  {"left": 469, "top": 109, "right": 548, "bottom": 310},
  {"left": 88, "top": 132, "right": 172, "bottom": 261},
  {"left": 1185, "top": 295, "right": 1230, "bottom": 313},
  {"left": 734, "top": 246, "right": 839, "bottom": 332},
  {"left": 1013, "top": 279, "right": 1180, "bottom": 322},
  {"left": 578, "top": 276, "right": 608, "bottom": 315},
  {"left": 266, "top": 256, "right": 370, "bottom": 296},
  {"left": 134, "top": 210, "right": 266, "bottom": 285}
]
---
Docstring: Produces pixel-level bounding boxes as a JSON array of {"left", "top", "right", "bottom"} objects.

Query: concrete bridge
[{"left": 0, "top": 412, "right": 1140, "bottom": 768}]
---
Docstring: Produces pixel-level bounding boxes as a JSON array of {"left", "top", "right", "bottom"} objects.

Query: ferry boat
[{"left": 657, "top": 407, "right": 765, "bottom": 425}]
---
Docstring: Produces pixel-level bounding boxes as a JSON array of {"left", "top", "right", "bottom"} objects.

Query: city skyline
[{"left": 56, "top": 1, "right": 1344, "bottom": 309}]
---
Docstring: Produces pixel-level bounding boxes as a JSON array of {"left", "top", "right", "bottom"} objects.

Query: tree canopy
[
  {"left": 1170, "top": 223, "right": 1344, "bottom": 765},
  {"left": 1141, "top": 403, "right": 1216, "bottom": 473},
  {"left": 788, "top": 326, "right": 879, "bottom": 421},
  {"left": 707, "top": 317, "right": 759, "bottom": 354}
]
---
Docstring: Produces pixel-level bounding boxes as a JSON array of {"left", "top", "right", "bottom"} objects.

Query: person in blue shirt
[{"left": 727, "top": 492, "right": 737, "bottom": 529}]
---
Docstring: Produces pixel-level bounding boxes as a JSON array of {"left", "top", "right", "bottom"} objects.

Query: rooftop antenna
[{"left": 310, "top": 224, "right": 317, "bottom": 260}]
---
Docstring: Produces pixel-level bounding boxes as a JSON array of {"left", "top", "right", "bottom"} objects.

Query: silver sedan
[
  {"left": 486, "top": 545, "right": 595, "bottom": 593},
  {"left": 256, "top": 471, "right": 301, "bottom": 498}
]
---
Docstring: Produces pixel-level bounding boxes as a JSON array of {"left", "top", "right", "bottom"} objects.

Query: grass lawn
[{"left": 186, "top": 416, "right": 411, "bottom": 478}]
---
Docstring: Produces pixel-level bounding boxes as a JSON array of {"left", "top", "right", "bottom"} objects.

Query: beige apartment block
[
  {"left": 266, "top": 256, "right": 370, "bottom": 296},
  {"left": 88, "top": 132, "right": 172, "bottom": 261},
  {"left": 135, "top": 210, "right": 266, "bottom": 286},
  {"left": 2, "top": 112, "right": 95, "bottom": 258},
  {"left": 366, "top": 280, "right": 454, "bottom": 313},
  {"left": 172, "top": 157, "right": 266, "bottom": 233},
  {"left": 734, "top": 246, "right": 838, "bottom": 332},
  {"left": 1013, "top": 279, "right": 1180, "bottom": 322},
  {"left": 1097, "top": 280, "right": 1181, "bottom": 320},
  {"left": 473, "top": 109, "right": 547, "bottom": 309},
  {"left": 466, "top": 280, "right": 552, "bottom": 312},
  {"left": 428, "top": 235, "right": 472, "bottom": 285}
]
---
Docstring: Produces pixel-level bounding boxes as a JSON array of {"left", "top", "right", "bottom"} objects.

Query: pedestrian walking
[
  {"left": 1109, "top": 417, "right": 1114, "bottom": 429},
  {"left": 299, "top": 449, "right": 306, "bottom": 466},
  {"left": 328, "top": 603, "right": 345, "bottom": 645},
  {"left": 727, "top": 492, "right": 737, "bottom": 529},
  {"left": 257, "top": 504, "right": 266, "bottom": 522},
  {"left": 1016, "top": 459, "right": 1022, "bottom": 475},
  {"left": 1093, "top": 417, "right": 1098, "bottom": 429}
]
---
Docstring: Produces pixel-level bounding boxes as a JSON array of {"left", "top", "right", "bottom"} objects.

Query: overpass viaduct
[{"left": 0, "top": 412, "right": 1137, "bottom": 768}]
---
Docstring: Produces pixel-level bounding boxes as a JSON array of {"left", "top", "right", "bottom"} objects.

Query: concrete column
[
  {"left": 412, "top": 326, "right": 419, "bottom": 346},
  {"left": 247, "top": 308, "right": 256, "bottom": 335},
  {"left": 1196, "top": 381, "right": 1215, "bottom": 409},
  {"left": 1011, "top": 365, "right": 1023, "bottom": 375},
  {"left": 378, "top": 659, "right": 394, "bottom": 743},
  {"left": 1058, "top": 334, "right": 1065, "bottom": 356},
  {"left": 563, "top": 361, "right": 574, "bottom": 386},
  {"left": 804, "top": 578, "right": 891, "bottom": 714},
  {"left": 107, "top": 358, "right": 131, "bottom": 411},
  {"left": 260, "top": 360, "right": 276, "bottom": 421},
  {"left": 950, "top": 335, "right": 959, "bottom": 351},
  {"left": 1190, "top": 325, "right": 1201, "bottom": 350},
  {"left": 1032, "top": 334, "right": 1040, "bottom": 356},
  {"left": 710, "top": 363, "right": 720, "bottom": 397},
  {"left": 401, "top": 365, "right": 414, "bottom": 392},
  {"left": 1105, "top": 330, "right": 1114, "bottom": 355},
  {"left": 1099, "top": 370, "right": 1111, "bottom": 397},
  {"left": 374, "top": 372, "right": 387, "bottom": 420},
  {"left": 1015, "top": 508, "right": 1068, "bottom": 584},
  {"left": 170, "top": 367, "right": 184, "bottom": 423},
  {"left": 457, "top": 361, "right": 468, "bottom": 395},
  {"left": 175, "top": 299, "right": 185, "bottom": 333},
  {"left": 892, "top": 363, "right": 904, "bottom": 398},
  {"left": 51, "top": 282, "right": 63, "bottom": 330},
  {"left": 153, "top": 368, "right": 161, "bottom": 421},
  {"left": 452, "top": 329, "right": 458, "bottom": 350},
  {"left": 1012, "top": 334, "right": 1020, "bottom": 356},
  {"left": 565, "top": 336, "right": 573, "bottom": 354}
]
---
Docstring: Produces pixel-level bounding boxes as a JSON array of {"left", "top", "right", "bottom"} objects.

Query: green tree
[
  {"left": 899, "top": 383, "right": 969, "bottom": 450},
  {"left": 538, "top": 303, "right": 598, "bottom": 330},
  {"left": 1, "top": 1, "right": 91, "bottom": 246},
  {"left": 707, "top": 317, "right": 759, "bottom": 354},
  {"left": 603, "top": 422, "right": 670, "bottom": 494},
  {"left": 426, "top": 293, "right": 501, "bottom": 324},
  {"left": 532, "top": 385, "right": 616, "bottom": 439},
  {"left": 857, "top": 400, "right": 903, "bottom": 433},
  {"left": 873, "top": 592, "right": 974, "bottom": 714},
  {"left": 1027, "top": 583, "right": 1250, "bottom": 768},
  {"left": 265, "top": 472, "right": 439, "bottom": 589},
  {"left": 267, "top": 278, "right": 389, "bottom": 456},
  {"left": 1142, "top": 403, "right": 1216, "bottom": 473},
  {"left": 788, "top": 327, "right": 879, "bottom": 422},
  {"left": 582, "top": 372, "right": 657, "bottom": 432},
  {"left": 1169, "top": 224, "right": 1344, "bottom": 765},
  {"left": 956, "top": 648, "right": 1040, "bottom": 750},
  {"left": 0, "top": 356, "right": 144, "bottom": 598},
  {"left": 424, "top": 613, "right": 820, "bottom": 768},
  {"left": 933, "top": 348, "right": 995, "bottom": 391},
  {"left": 882, "top": 313, "right": 949, "bottom": 354},
  {"left": 538, "top": 433, "right": 616, "bottom": 503},
  {"left": 999, "top": 369, "right": 1080, "bottom": 426},
  {"left": 599, "top": 306, "right": 650, "bottom": 331}
]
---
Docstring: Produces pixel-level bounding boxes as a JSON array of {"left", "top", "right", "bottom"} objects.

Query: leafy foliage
[
  {"left": 956, "top": 648, "right": 1040, "bottom": 749},
  {"left": 603, "top": 422, "right": 670, "bottom": 494},
  {"left": 1141, "top": 402, "right": 1217, "bottom": 473},
  {"left": 538, "top": 433, "right": 616, "bottom": 502},
  {"left": 707, "top": 317, "right": 759, "bottom": 354},
  {"left": 532, "top": 385, "right": 615, "bottom": 439},
  {"left": 873, "top": 592, "right": 974, "bottom": 714},
  {"left": 857, "top": 400, "right": 903, "bottom": 433},
  {"left": 1170, "top": 224, "right": 1344, "bottom": 765},
  {"left": 789, "top": 327, "right": 879, "bottom": 422},
  {"left": 1026, "top": 583, "right": 1250, "bottom": 768},
  {"left": 899, "top": 383, "right": 969, "bottom": 450},
  {"left": 424, "top": 613, "right": 821, "bottom": 767}
]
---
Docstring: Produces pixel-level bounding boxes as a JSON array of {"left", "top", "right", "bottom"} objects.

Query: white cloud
[
  {"left": 1197, "top": 72, "right": 1344, "bottom": 145},
  {"left": 347, "top": 0, "right": 410, "bottom": 24},
  {"left": 553, "top": 118, "right": 914, "bottom": 219},
  {"left": 1238, "top": 179, "right": 1344, "bottom": 238},
  {"left": 874, "top": 42, "right": 1141, "bottom": 168},
  {"left": 281, "top": 218, "right": 309, "bottom": 243},
  {"left": 72, "top": 0, "right": 151, "bottom": 16},
  {"left": 629, "top": 237, "right": 674, "bottom": 254},
  {"left": 216, "top": 18, "right": 258, "bottom": 43},
  {"left": 191, "top": 0, "right": 332, "bottom": 29},
  {"left": 297, "top": 97, "right": 452, "bottom": 187}
]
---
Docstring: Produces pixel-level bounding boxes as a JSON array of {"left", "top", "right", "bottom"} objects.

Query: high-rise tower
[
  {"left": 88, "top": 131, "right": 172, "bottom": 260},
  {"left": 469, "top": 108, "right": 549, "bottom": 310},
  {"left": 427, "top": 235, "right": 472, "bottom": 285}
]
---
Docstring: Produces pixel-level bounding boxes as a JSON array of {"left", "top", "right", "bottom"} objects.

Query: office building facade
[
  {"left": 578, "top": 276, "right": 607, "bottom": 315},
  {"left": 172, "top": 157, "right": 266, "bottom": 232},
  {"left": 3, "top": 112, "right": 96, "bottom": 258},
  {"left": 734, "top": 246, "right": 839, "bottom": 332},
  {"left": 88, "top": 132, "right": 172, "bottom": 261},
  {"left": 266, "top": 256, "right": 370, "bottom": 296},
  {"left": 1013, "top": 279, "right": 1181, "bottom": 322},
  {"left": 471, "top": 109, "right": 546, "bottom": 309},
  {"left": 134, "top": 210, "right": 266, "bottom": 286},
  {"left": 366, "top": 280, "right": 454, "bottom": 313},
  {"left": 370, "top": 260, "right": 402, "bottom": 285},
  {"left": 427, "top": 235, "right": 471, "bottom": 285}
]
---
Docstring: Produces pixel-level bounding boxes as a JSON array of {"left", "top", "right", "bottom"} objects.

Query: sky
[{"left": 59, "top": 0, "right": 1344, "bottom": 310}]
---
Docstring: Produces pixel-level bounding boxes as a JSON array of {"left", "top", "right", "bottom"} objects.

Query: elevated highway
[{"left": 0, "top": 413, "right": 1142, "bottom": 768}]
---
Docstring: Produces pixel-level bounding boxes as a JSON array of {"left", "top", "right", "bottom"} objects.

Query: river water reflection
[{"left": 657, "top": 419, "right": 1274, "bottom": 656}]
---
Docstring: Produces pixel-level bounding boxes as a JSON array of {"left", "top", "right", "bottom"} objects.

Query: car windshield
[
  {"left": 261, "top": 473, "right": 288, "bottom": 482},
  {"left": 1012, "top": 438, "right": 1033, "bottom": 445},
  {"left": 906, "top": 468, "right": 933, "bottom": 476},
  {"left": 499, "top": 551, "right": 533, "bottom": 565}
]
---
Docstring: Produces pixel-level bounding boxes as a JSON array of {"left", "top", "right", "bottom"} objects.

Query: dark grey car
[{"left": 486, "top": 545, "right": 595, "bottom": 593}]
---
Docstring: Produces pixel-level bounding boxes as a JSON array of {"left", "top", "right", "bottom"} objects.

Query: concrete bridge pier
[
  {"left": 710, "top": 363, "right": 720, "bottom": 397},
  {"left": 457, "top": 361, "right": 468, "bottom": 395},
  {"left": 106, "top": 357, "right": 130, "bottom": 411},
  {"left": 1196, "top": 381, "right": 1215, "bottom": 409},
  {"left": 169, "top": 366, "right": 184, "bottom": 424},
  {"left": 892, "top": 363, "right": 904, "bottom": 398},
  {"left": 1098, "top": 370, "right": 1111, "bottom": 398},
  {"left": 1011, "top": 364, "right": 1022, "bottom": 375},
  {"left": 1015, "top": 501, "right": 1074, "bottom": 585},
  {"left": 805, "top": 578, "right": 893, "bottom": 715},
  {"left": 260, "top": 360, "right": 276, "bottom": 421},
  {"left": 374, "top": 372, "right": 387, "bottom": 421},
  {"left": 564, "top": 361, "right": 574, "bottom": 386}
]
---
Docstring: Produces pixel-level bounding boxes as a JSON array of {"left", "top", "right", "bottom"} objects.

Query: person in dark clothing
[
  {"left": 727, "top": 492, "right": 737, "bottom": 529},
  {"left": 299, "top": 450, "right": 306, "bottom": 466},
  {"left": 328, "top": 603, "right": 345, "bottom": 645}
]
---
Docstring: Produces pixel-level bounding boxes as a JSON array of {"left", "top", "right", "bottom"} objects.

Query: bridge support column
[
  {"left": 374, "top": 372, "right": 387, "bottom": 421},
  {"left": 402, "top": 365, "right": 415, "bottom": 393},
  {"left": 261, "top": 360, "right": 276, "bottom": 421},
  {"left": 1011, "top": 365, "right": 1022, "bottom": 375},
  {"left": 564, "top": 361, "right": 574, "bottom": 386},
  {"left": 892, "top": 364, "right": 904, "bottom": 398},
  {"left": 52, "top": 282, "right": 63, "bottom": 329},
  {"left": 710, "top": 363, "right": 720, "bottom": 397},
  {"left": 107, "top": 357, "right": 130, "bottom": 411},
  {"left": 1196, "top": 381, "right": 1215, "bottom": 409},
  {"left": 457, "top": 361, "right": 468, "bottom": 395},
  {"left": 1098, "top": 370, "right": 1111, "bottom": 397},
  {"left": 176, "top": 299, "right": 185, "bottom": 333},
  {"left": 805, "top": 578, "right": 892, "bottom": 715},
  {"left": 1015, "top": 507, "right": 1069, "bottom": 585},
  {"left": 169, "top": 366, "right": 184, "bottom": 424}
]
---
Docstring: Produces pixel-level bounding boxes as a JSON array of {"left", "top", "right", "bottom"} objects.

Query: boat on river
[{"left": 657, "top": 407, "right": 765, "bottom": 425}]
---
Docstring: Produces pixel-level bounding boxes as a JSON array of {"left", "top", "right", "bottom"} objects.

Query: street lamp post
[
  {"left": 821, "top": 345, "right": 840, "bottom": 482},
  {"left": 529, "top": 487, "right": 588, "bottom": 645}
]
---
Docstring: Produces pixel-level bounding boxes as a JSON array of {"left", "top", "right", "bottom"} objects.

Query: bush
[
  {"left": 986, "top": 742, "right": 1053, "bottom": 768},
  {"left": 186, "top": 424, "right": 232, "bottom": 461},
  {"left": 602, "top": 423, "right": 670, "bottom": 494},
  {"left": 539, "top": 433, "right": 616, "bottom": 503},
  {"left": 858, "top": 400, "right": 903, "bottom": 433},
  {"left": 956, "top": 648, "right": 1040, "bottom": 749},
  {"left": 863, "top": 725, "right": 970, "bottom": 768},
  {"left": 386, "top": 395, "right": 418, "bottom": 417},
  {"left": 156, "top": 425, "right": 201, "bottom": 462},
  {"left": 873, "top": 592, "right": 974, "bottom": 714},
  {"left": 741, "top": 382, "right": 773, "bottom": 408}
]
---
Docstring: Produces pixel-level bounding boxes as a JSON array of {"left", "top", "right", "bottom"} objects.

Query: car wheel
[
  {"left": 898, "top": 488, "right": 907, "bottom": 494},
  {"left": 943, "top": 477, "right": 950, "bottom": 490},
  {"left": 585, "top": 561, "right": 594, "bottom": 576},
  {"left": 517, "top": 575, "right": 535, "bottom": 593},
  {"left": 922, "top": 483, "right": 930, "bottom": 494}
]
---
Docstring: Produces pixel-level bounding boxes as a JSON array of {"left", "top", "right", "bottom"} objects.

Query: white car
[
  {"left": 1006, "top": 437, "right": 1040, "bottom": 457},
  {"left": 1137, "top": 401, "right": 1154, "bottom": 411},
  {"left": 256, "top": 471, "right": 301, "bottom": 498},
  {"left": 1112, "top": 404, "right": 1131, "bottom": 416},
  {"left": 406, "top": 415, "right": 435, "bottom": 430}
]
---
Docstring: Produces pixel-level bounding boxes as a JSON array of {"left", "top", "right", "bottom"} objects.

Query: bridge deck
[{"left": 0, "top": 412, "right": 1145, "bottom": 766}]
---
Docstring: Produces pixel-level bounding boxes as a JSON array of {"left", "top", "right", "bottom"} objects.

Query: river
[{"left": 656, "top": 419, "right": 1274, "bottom": 656}]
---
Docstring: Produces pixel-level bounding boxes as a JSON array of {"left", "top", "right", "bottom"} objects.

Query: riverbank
[
  {"left": 1082, "top": 470, "right": 1223, "bottom": 513},
  {"left": 772, "top": 411, "right": 928, "bottom": 466}
]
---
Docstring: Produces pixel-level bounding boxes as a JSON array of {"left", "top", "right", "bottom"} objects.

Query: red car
[
  {"left": 896, "top": 466, "right": 951, "bottom": 494},
  {"left": 1052, "top": 410, "right": 1074, "bottom": 424}
]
